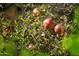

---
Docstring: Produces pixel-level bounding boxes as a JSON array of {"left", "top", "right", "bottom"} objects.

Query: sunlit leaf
[
  {"left": 19, "top": 48, "right": 33, "bottom": 56},
  {"left": 6, "top": 40, "right": 16, "bottom": 56}
]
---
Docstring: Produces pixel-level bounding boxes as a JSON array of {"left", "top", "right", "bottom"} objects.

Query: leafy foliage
[
  {"left": 74, "top": 5, "right": 79, "bottom": 23},
  {"left": 0, "top": 35, "right": 4, "bottom": 51},
  {"left": 0, "top": 3, "right": 78, "bottom": 56},
  {"left": 62, "top": 5, "right": 79, "bottom": 55}
]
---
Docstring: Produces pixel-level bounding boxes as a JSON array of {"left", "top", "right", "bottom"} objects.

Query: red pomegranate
[
  {"left": 54, "top": 24, "right": 64, "bottom": 34},
  {"left": 43, "top": 17, "right": 53, "bottom": 29}
]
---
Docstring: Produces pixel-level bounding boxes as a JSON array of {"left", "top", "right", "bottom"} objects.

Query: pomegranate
[
  {"left": 43, "top": 17, "right": 53, "bottom": 29},
  {"left": 32, "top": 8, "right": 40, "bottom": 16},
  {"left": 54, "top": 24, "right": 64, "bottom": 34}
]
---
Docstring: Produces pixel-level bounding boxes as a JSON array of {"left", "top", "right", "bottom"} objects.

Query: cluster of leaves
[
  {"left": 62, "top": 4, "right": 79, "bottom": 55},
  {"left": 0, "top": 3, "right": 77, "bottom": 56}
]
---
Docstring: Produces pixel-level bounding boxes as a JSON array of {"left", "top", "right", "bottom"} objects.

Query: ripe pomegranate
[
  {"left": 43, "top": 17, "right": 53, "bottom": 29},
  {"left": 32, "top": 8, "right": 40, "bottom": 16},
  {"left": 54, "top": 24, "right": 64, "bottom": 34}
]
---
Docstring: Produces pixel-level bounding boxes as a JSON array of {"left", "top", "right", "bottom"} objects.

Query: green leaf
[
  {"left": 0, "top": 35, "right": 4, "bottom": 50},
  {"left": 19, "top": 48, "right": 33, "bottom": 56},
  {"left": 74, "top": 6, "right": 79, "bottom": 23},
  {"left": 34, "top": 51, "right": 48, "bottom": 56},
  {"left": 0, "top": 35, "right": 4, "bottom": 55},
  {"left": 6, "top": 41, "right": 16, "bottom": 56},
  {"left": 62, "top": 31, "right": 79, "bottom": 55},
  {"left": 62, "top": 36, "right": 72, "bottom": 50}
]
